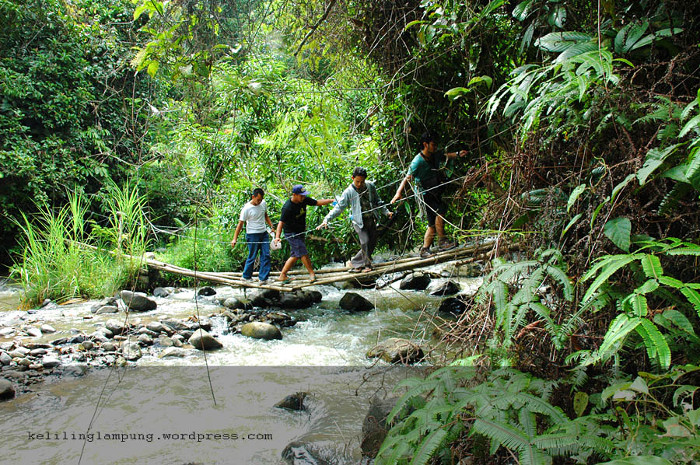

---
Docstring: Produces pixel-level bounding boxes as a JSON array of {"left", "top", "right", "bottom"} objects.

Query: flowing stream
[{"left": 0, "top": 274, "right": 481, "bottom": 464}]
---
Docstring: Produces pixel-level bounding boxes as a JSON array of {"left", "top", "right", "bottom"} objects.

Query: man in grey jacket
[{"left": 317, "top": 167, "right": 393, "bottom": 272}]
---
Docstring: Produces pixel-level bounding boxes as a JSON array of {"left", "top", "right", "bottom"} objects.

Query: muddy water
[{"left": 0, "top": 276, "right": 481, "bottom": 464}]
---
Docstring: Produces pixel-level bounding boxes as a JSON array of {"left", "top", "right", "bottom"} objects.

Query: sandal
[
  {"left": 348, "top": 268, "right": 361, "bottom": 274},
  {"left": 278, "top": 277, "right": 293, "bottom": 284},
  {"left": 309, "top": 276, "right": 317, "bottom": 283},
  {"left": 361, "top": 267, "right": 373, "bottom": 273}
]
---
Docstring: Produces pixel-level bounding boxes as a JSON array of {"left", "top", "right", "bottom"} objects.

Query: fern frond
[
  {"left": 640, "top": 254, "right": 663, "bottom": 279},
  {"left": 409, "top": 428, "right": 449, "bottom": 465},
  {"left": 635, "top": 319, "right": 671, "bottom": 369},
  {"left": 581, "top": 254, "right": 640, "bottom": 303},
  {"left": 472, "top": 417, "right": 531, "bottom": 453},
  {"left": 543, "top": 264, "right": 574, "bottom": 300}
]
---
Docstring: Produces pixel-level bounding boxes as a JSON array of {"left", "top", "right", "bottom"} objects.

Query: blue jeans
[{"left": 243, "top": 232, "right": 270, "bottom": 281}]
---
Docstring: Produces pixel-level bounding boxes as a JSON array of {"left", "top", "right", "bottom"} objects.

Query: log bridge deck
[{"left": 143, "top": 240, "right": 502, "bottom": 292}]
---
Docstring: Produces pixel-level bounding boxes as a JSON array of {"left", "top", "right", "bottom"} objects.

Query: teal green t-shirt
[{"left": 408, "top": 151, "right": 445, "bottom": 192}]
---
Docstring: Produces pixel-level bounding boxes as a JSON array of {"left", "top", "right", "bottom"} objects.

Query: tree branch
[{"left": 294, "top": 0, "right": 338, "bottom": 57}]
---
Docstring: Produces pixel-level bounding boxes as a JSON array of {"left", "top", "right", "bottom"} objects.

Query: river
[{"left": 0, "top": 273, "right": 481, "bottom": 464}]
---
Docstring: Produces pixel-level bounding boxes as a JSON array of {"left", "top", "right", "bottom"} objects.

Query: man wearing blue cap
[{"left": 273, "top": 185, "right": 334, "bottom": 283}]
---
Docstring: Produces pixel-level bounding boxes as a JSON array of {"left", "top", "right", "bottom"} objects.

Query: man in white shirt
[{"left": 231, "top": 188, "right": 274, "bottom": 283}]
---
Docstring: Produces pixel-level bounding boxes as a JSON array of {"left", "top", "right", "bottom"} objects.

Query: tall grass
[{"left": 12, "top": 185, "right": 150, "bottom": 307}]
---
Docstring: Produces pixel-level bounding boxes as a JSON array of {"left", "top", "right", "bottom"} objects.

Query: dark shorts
[
  {"left": 423, "top": 191, "right": 447, "bottom": 227},
  {"left": 285, "top": 233, "right": 308, "bottom": 258}
]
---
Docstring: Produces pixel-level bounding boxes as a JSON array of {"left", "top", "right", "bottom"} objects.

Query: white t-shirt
[{"left": 239, "top": 200, "right": 268, "bottom": 234}]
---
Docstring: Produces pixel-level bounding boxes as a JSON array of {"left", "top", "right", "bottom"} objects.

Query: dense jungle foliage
[{"left": 2, "top": 0, "right": 700, "bottom": 463}]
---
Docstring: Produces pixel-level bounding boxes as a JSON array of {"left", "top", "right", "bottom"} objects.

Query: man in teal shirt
[{"left": 391, "top": 131, "right": 467, "bottom": 258}]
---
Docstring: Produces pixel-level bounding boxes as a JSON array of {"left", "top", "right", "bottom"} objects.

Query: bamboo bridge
[{"left": 141, "top": 239, "right": 504, "bottom": 292}]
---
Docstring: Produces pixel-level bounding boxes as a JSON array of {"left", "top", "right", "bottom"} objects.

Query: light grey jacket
[{"left": 323, "top": 181, "right": 390, "bottom": 229}]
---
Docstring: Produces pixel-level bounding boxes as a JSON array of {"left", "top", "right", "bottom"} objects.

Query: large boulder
[
  {"left": 240, "top": 322, "right": 282, "bottom": 341},
  {"left": 105, "top": 319, "right": 127, "bottom": 336},
  {"left": 367, "top": 338, "right": 425, "bottom": 364},
  {"left": 430, "top": 280, "right": 461, "bottom": 296},
  {"left": 0, "top": 379, "right": 15, "bottom": 401},
  {"left": 120, "top": 290, "right": 157, "bottom": 312},
  {"left": 437, "top": 297, "right": 468, "bottom": 316},
  {"left": 152, "top": 287, "right": 174, "bottom": 298},
  {"left": 275, "top": 392, "right": 308, "bottom": 411},
  {"left": 250, "top": 289, "right": 281, "bottom": 308},
  {"left": 222, "top": 297, "right": 245, "bottom": 310},
  {"left": 281, "top": 442, "right": 329, "bottom": 465},
  {"left": 361, "top": 397, "right": 399, "bottom": 459},
  {"left": 197, "top": 286, "right": 216, "bottom": 296},
  {"left": 90, "top": 296, "right": 120, "bottom": 313},
  {"left": 278, "top": 290, "right": 322, "bottom": 310},
  {"left": 121, "top": 342, "right": 142, "bottom": 361},
  {"left": 188, "top": 329, "right": 223, "bottom": 351},
  {"left": 399, "top": 273, "right": 431, "bottom": 291},
  {"left": 339, "top": 292, "right": 374, "bottom": 312}
]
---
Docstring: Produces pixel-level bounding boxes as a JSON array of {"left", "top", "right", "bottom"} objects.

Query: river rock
[
  {"left": 197, "top": 286, "right": 216, "bottom": 296},
  {"left": 90, "top": 296, "right": 120, "bottom": 313},
  {"left": 263, "top": 311, "right": 297, "bottom": 328},
  {"left": 152, "top": 287, "right": 174, "bottom": 298},
  {"left": 40, "top": 324, "right": 56, "bottom": 334},
  {"left": 0, "top": 327, "right": 14, "bottom": 337},
  {"left": 26, "top": 327, "right": 42, "bottom": 337},
  {"left": 430, "top": 280, "right": 461, "bottom": 296},
  {"left": 161, "top": 319, "right": 189, "bottom": 333},
  {"left": 159, "top": 347, "right": 188, "bottom": 358},
  {"left": 278, "top": 290, "right": 322, "bottom": 310},
  {"left": 275, "top": 392, "right": 308, "bottom": 411},
  {"left": 102, "top": 342, "right": 117, "bottom": 352},
  {"left": 29, "top": 348, "right": 47, "bottom": 356},
  {"left": 250, "top": 289, "right": 281, "bottom": 308},
  {"left": 240, "top": 322, "right": 282, "bottom": 341},
  {"left": 0, "top": 352, "right": 11, "bottom": 365},
  {"left": 105, "top": 319, "right": 127, "bottom": 335},
  {"left": 158, "top": 335, "right": 174, "bottom": 347},
  {"left": 146, "top": 321, "right": 167, "bottom": 334},
  {"left": 361, "top": 396, "right": 399, "bottom": 459},
  {"left": 188, "top": 329, "right": 223, "bottom": 351},
  {"left": 281, "top": 442, "right": 329, "bottom": 465},
  {"left": 0, "top": 379, "right": 15, "bottom": 401},
  {"left": 95, "top": 305, "right": 119, "bottom": 315},
  {"left": 222, "top": 297, "right": 244, "bottom": 310},
  {"left": 81, "top": 341, "right": 94, "bottom": 350},
  {"left": 121, "top": 342, "right": 142, "bottom": 361},
  {"left": 120, "top": 290, "right": 157, "bottom": 312},
  {"left": 399, "top": 273, "right": 431, "bottom": 291},
  {"left": 137, "top": 327, "right": 158, "bottom": 337},
  {"left": 339, "top": 292, "right": 374, "bottom": 312},
  {"left": 437, "top": 297, "right": 468, "bottom": 315},
  {"left": 41, "top": 356, "right": 61, "bottom": 368},
  {"left": 9, "top": 347, "right": 30, "bottom": 358},
  {"left": 366, "top": 338, "right": 424, "bottom": 364},
  {"left": 137, "top": 334, "right": 153, "bottom": 346}
]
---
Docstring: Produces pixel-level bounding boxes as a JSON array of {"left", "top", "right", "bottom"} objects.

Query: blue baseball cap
[{"left": 292, "top": 185, "right": 308, "bottom": 196}]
